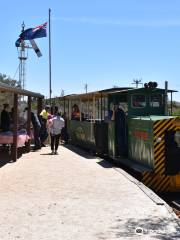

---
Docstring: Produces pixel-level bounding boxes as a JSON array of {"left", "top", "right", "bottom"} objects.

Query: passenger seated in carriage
[{"left": 71, "top": 104, "right": 80, "bottom": 120}]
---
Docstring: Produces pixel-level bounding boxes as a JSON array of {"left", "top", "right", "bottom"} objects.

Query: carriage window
[
  {"left": 82, "top": 101, "right": 93, "bottom": 121},
  {"left": 150, "top": 94, "right": 163, "bottom": 108},
  {"left": 132, "top": 95, "right": 146, "bottom": 108}
]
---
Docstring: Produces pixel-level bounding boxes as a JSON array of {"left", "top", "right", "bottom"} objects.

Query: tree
[
  {"left": 0, "top": 73, "right": 19, "bottom": 107},
  {"left": 0, "top": 73, "right": 18, "bottom": 87},
  {"left": 168, "top": 100, "right": 180, "bottom": 116}
]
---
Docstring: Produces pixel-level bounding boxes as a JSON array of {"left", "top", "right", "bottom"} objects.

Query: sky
[{"left": 1, "top": 0, "right": 180, "bottom": 101}]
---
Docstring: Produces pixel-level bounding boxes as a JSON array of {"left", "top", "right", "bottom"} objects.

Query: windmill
[{"left": 16, "top": 22, "right": 45, "bottom": 90}]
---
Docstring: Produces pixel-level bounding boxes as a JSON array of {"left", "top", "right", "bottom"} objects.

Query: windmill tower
[
  {"left": 18, "top": 22, "right": 28, "bottom": 90},
  {"left": 16, "top": 22, "right": 43, "bottom": 90}
]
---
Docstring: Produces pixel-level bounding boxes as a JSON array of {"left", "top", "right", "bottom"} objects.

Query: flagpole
[{"left": 49, "top": 8, "right": 52, "bottom": 105}]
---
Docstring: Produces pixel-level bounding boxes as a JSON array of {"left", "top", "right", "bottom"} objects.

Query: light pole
[{"left": 49, "top": 8, "right": 52, "bottom": 105}]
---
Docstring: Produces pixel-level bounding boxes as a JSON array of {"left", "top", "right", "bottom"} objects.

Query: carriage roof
[{"left": 58, "top": 87, "right": 177, "bottom": 101}]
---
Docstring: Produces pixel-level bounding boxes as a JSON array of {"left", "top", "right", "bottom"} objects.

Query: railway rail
[{"left": 160, "top": 193, "right": 180, "bottom": 218}]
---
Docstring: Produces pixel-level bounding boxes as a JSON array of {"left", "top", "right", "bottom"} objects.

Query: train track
[{"left": 159, "top": 193, "right": 180, "bottom": 218}]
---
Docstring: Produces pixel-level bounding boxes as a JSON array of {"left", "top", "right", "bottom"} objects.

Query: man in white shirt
[{"left": 49, "top": 111, "right": 64, "bottom": 154}]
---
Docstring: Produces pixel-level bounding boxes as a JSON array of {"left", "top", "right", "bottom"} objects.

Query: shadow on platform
[
  {"left": 62, "top": 144, "right": 98, "bottom": 160},
  {"left": 91, "top": 215, "right": 180, "bottom": 239},
  {"left": 97, "top": 159, "right": 114, "bottom": 168},
  {"left": 62, "top": 144, "right": 114, "bottom": 168},
  {"left": 40, "top": 153, "right": 54, "bottom": 156},
  {"left": 110, "top": 216, "right": 180, "bottom": 239},
  {"left": 0, "top": 149, "right": 12, "bottom": 168},
  {"left": 0, "top": 147, "right": 23, "bottom": 168}
]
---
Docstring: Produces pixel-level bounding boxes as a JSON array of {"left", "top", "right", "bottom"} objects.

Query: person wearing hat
[
  {"left": 39, "top": 105, "right": 50, "bottom": 147},
  {"left": 1, "top": 103, "right": 10, "bottom": 132}
]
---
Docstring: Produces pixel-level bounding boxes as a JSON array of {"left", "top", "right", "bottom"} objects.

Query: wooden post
[
  {"left": 12, "top": 93, "right": 18, "bottom": 162},
  {"left": 26, "top": 96, "right": 31, "bottom": 152},
  {"left": 80, "top": 98, "right": 82, "bottom": 121},
  {"left": 63, "top": 97, "right": 65, "bottom": 114},
  {"left": 97, "top": 98, "right": 99, "bottom": 120},
  {"left": 103, "top": 97, "right": 106, "bottom": 119},
  {"left": 69, "top": 99, "right": 72, "bottom": 120},
  {"left": 100, "top": 93, "right": 103, "bottom": 121},
  {"left": 165, "top": 81, "right": 168, "bottom": 115},
  {"left": 93, "top": 95, "right": 95, "bottom": 122},
  {"left": 170, "top": 91, "right": 173, "bottom": 116},
  {"left": 37, "top": 98, "right": 43, "bottom": 115},
  {"left": 67, "top": 99, "right": 69, "bottom": 119}
]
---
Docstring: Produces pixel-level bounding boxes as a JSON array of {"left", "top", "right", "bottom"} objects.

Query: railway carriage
[{"left": 55, "top": 84, "right": 180, "bottom": 192}]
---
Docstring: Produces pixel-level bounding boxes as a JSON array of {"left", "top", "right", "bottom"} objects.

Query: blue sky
[{"left": 1, "top": 0, "right": 180, "bottom": 101}]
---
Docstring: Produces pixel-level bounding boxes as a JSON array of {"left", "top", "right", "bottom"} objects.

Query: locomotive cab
[
  {"left": 107, "top": 86, "right": 171, "bottom": 158},
  {"left": 128, "top": 87, "right": 166, "bottom": 117}
]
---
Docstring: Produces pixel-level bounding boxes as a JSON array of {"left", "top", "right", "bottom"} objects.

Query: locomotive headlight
[
  {"left": 174, "top": 131, "right": 180, "bottom": 148},
  {"left": 156, "top": 137, "right": 162, "bottom": 143}
]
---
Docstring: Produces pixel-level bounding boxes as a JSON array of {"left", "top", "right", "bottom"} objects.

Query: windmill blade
[{"left": 29, "top": 39, "right": 42, "bottom": 57}]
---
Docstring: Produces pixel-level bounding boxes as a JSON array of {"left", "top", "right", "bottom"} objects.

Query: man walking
[{"left": 49, "top": 111, "right": 64, "bottom": 155}]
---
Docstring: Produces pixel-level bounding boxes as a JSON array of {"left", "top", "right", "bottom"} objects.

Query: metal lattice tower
[{"left": 18, "top": 22, "right": 27, "bottom": 89}]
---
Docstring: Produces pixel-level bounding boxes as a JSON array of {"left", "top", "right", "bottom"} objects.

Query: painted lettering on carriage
[
  {"left": 132, "top": 130, "right": 148, "bottom": 140},
  {"left": 75, "top": 126, "right": 86, "bottom": 140}
]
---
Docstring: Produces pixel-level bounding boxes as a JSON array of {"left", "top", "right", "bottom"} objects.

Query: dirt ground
[{"left": 0, "top": 145, "right": 179, "bottom": 240}]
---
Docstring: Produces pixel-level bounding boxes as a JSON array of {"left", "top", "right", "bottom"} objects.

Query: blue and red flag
[
  {"left": 15, "top": 38, "right": 21, "bottom": 47},
  {"left": 19, "top": 22, "right": 47, "bottom": 41}
]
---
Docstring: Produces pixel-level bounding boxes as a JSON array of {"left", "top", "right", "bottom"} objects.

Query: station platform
[{"left": 0, "top": 145, "right": 179, "bottom": 239}]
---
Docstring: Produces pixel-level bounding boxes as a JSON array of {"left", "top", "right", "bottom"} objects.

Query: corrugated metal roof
[
  {"left": 58, "top": 87, "right": 177, "bottom": 100},
  {"left": 0, "top": 82, "right": 44, "bottom": 98}
]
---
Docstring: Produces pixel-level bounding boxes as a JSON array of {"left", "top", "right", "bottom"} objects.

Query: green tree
[
  {"left": 173, "top": 108, "right": 180, "bottom": 116},
  {"left": 0, "top": 73, "right": 19, "bottom": 108},
  {"left": 0, "top": 73, "right": 18, "bottom": 87}
]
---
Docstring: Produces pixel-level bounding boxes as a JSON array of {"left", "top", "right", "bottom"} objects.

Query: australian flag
[
  {"left": 19, "top": 22, "right": 47, "bottom": 41},
  {"left": 15, "top": 38, "right": 21, "bottom": 47}
]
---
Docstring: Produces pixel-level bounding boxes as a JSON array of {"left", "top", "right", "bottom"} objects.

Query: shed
[{"left": 0, "top": 82, "right": 44, "bottom": 162}]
